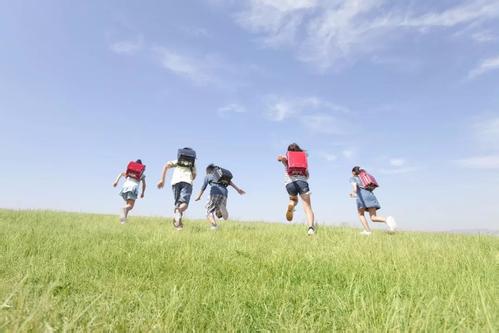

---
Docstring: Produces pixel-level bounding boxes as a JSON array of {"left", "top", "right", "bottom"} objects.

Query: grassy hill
[{"left": 0, "top": 210, "right": 497, "bottom": 331}]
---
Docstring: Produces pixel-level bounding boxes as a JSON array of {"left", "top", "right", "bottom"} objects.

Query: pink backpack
[{"left": 358, "top": 169, "right": 379, "bottom": 191}]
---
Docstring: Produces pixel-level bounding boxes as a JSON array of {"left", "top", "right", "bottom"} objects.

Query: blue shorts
[
  {"left": 286, "top": 180, "right": 310, "bottom": 196},
  {"left": 172, "top": 182, "right": 193, "bottom": 207},
  {"left": 356, "top": 188, "right": 381, "bottom": 210}
]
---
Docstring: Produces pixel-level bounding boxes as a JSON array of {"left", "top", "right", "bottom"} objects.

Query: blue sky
[{"left": 1, "top": 0, "right": 498, "bottom": 231}]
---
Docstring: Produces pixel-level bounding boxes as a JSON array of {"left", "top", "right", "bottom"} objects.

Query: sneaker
[
  {"left": 172, "top": 218, "right": 182, "bottom": 230},
  {"left": 120, "top": 217, "right": 127, "bottom": 225},
  {"left": 386, "top": 216, "right": 397, "bottom": 232},
  {"left": 173, "top": 210, "right": 182, "bottom": 225},
  {"left": 307, "top": 227, "right": 315, "bottom": 236},
  {"left": 215, "top": 209, "right": 223, "bottom": 219},
  {"left": 286, "top": 203, "right": 295, "bottom": 222},
  {"left": 210, "top": 223, "right": 218, "bottom": 230},
  {"left": 360, "top": 230, "right": 372, "bottom": 236}
]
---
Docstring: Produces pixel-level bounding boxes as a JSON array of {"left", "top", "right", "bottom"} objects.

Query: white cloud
[
  {"left": 468, "top": 56, "right": 499, "bottom": 79},
  {"left": 110, "top": 37, "right": 143, "bottom": 55},
  {"left": 389, "top": 158, "right": 406, "bottom": 167},
  {"left": 379, "top": 166, "right": 420, "bottom": 175},
  {"left": 231, "top": 0, "right": 499, "bottom": 69},
  {"left": 471, "top": 31, "right": 497, "bottom": 43},
  {"left": 456, "top": 155, "right": 499, "bottom": 169},
  {"left": 155, "top": 48, "right": 213, "bottom": 85},
  {"left": 218, "top": 103, "right": 246, "bottom": 116},
  {"left": 342, "top": 149, "right": 354, "bottom": 159},
  {"left": 265, "top": 96, "right": 350, "bottom": 134},
  {"left": 321, "top": 152, "right": 337, "bottom": 162}
]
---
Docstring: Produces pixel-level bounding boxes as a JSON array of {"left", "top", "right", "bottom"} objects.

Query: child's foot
[
  {"left": 307, "top": 227, "right": 315, "bottom": 236},
  {"left": 360, "top": 230, "right": 372, "bottom": 236},
  {"left": 216, "top": 209, "right": 223, "bottom": 219},
  {"left": 210, "top": 223, "right": 218, "bottom": 230},
  {"left": 120, "top": 217, "right": 127, "bottom": 225},
  {"left": 174, "top": 209, "right": 182, "bottom": 224},
  {"left": 172, "top": 218, "right": 182, "bottom": 230},
  {"left": 286, "top": 203, "right": 295, "bottom": 222},
  {"left": 386, "top": 216, "right": 397, "bottom": 232}
]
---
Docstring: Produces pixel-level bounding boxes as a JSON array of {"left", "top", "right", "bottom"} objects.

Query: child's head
[
  {"left": 136, "top": 159, "right": 143, "bottom": 164},
  {"left": 352, "top": 166, "right": 361, "bottom": 176},
  {"left": 206, "top": 164, "right": 217, "bottom": 174},
  {"left": 287, "top": 143, "right": 303, "bottom": 152}
]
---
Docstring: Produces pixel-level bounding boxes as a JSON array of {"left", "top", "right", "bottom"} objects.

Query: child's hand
[
  {"left": 237, "top": 189, "right": 246, "bottom": 195},
  {"left": 349, "top": 192, "right": 357, "bottom": 198},
  {"left": 141, "top": 193, "right": 145, "bottom": 199},
  {"left": 157, "top": 181, "right": 164, "bottom": 189},
  {"left": 112, "top": 181, "right": 118, "bottom": 187},
  {"left": 277, "top": 155, "right": 286, "bottom": 162},
  {"left": 194, "top": 196, "right": 201, "bottom": 201}
]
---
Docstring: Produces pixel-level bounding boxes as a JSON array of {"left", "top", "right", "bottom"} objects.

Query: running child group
[{"left": 112, "top": 143, "right": 398, "bottom": 236}]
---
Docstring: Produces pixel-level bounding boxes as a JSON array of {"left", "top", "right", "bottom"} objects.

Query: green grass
[{"left": 0, "top": 209, "right": 497, "bottom": 332}]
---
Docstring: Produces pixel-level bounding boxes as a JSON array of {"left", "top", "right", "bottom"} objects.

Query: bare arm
[
  {"left": 157, "top": 164, "right": 171, "bottom": 189},
  {"left": 113, "top": 172, "right": 125, "bottom": 187},
  {"left": 277, "top": 155, "right": 288, "bottom": 167},
  {"left": 141, "top": 178, "right": 146, "bottom": 198},
  {"left": 230, "top": 181, "right": 246, "bottom": 195},
  {"left": 350, "top": 182, "right": 358, "bottom": 198},
  {"left": 194, "top": 189, "right": 205, "bottom": 201}
]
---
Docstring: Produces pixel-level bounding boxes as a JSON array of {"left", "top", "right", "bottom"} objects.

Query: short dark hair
[
  {"left": 287, "top": 143, "right": 303, "bottom": 152},
  {"left": 206, "top": 164, "right": 217, "bottom": 173},
  {"left": 136, "top": 159, "right": 143, "bottom": 164},
  {"left": 352, "top": 166, "right": 361, "bottom": 175}
]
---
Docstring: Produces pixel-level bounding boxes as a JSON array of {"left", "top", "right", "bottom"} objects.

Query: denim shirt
[{"left": 201, "top": 173, "right": 229, "bottom": 197}]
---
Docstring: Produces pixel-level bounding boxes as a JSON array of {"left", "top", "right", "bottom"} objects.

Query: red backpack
[
  {"left": 286, "top": 151, "right": 308, "bottom": 176},
  {"left": 358, "top": 169, "right": 378, "bottom": 191},
  {"left": 126, "top": 162, "right": 145, "bottom": 180}
]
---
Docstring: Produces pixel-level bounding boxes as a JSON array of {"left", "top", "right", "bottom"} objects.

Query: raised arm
[
  {"left": 157, "top": 163, "right": 171, "bottom": 189},
  {"left": 229, "top": 181, "right": 246, "bottom": 195},
  {"left": 277, "top": 155, "right": 288, "bottom": 167},
  {"left": 113, "top": 172, "right": 125, "bottom": 187}
]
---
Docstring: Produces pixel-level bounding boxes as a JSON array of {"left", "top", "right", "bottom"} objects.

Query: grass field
[{"left": 0, "top": 209, "right": 497, "bottom": 332}]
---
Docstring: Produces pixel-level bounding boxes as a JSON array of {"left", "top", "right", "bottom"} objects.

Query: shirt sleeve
[
  {"left": 166, "top": 160, "right": 177, "bottom": 168},
  {"left": 200, "top": 175, "right": 209, "bottom": 192},
  {"left": 350, "top": 177, "right": 360, "bottom": 186}
]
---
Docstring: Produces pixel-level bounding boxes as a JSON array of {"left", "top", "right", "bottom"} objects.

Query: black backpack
[
  {"left": 213, "top": 167, "right": 233, "bottom": 186},
  {"left": 177, "top": 148, "right": 196, "bottom": 168}
]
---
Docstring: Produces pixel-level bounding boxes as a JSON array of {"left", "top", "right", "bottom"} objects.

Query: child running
[
  {"left": 112, "top": 159, "right": 146, "bottom": 224},
  {"left": 194, "top": 164, "right": 245, "bottom": 230},
  {"left": 349, "top": 166, "right": 397, "bottom": 235},
  {"left": 277, "top": 143, "right": 316, "bottom": 235},
  {"left": 157, "top": 148, "right": 197, "bottom": 230}
]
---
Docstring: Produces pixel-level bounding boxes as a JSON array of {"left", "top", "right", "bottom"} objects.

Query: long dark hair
[
  {"left": 206, "top": 163, "right": 216, "bottom": 173},
  {"left": 287, "top": 143, "right": 303, "bottom": 152}
]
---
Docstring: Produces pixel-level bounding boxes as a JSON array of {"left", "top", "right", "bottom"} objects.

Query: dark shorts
[
  {"left": 286, "top": 180, "right": 310, "bottom": 196},
  {"left": 172, "top": 182, "right": 193, "bottom": 207}
]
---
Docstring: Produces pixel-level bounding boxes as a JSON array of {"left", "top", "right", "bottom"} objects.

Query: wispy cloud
[
  {"left": 471, "top": 30, "right": 497, "bottom": 43},
  {"left": 109, "top": 37, "right": 143, "bottom": 55},
  {"left": 468, "top": 56, "right": 499, "bottom": 79},
  {"left": 389, "top": 158, "right": 406, "bottom": 167},
  {"left": 154, "top": 48, "right": 214, "bottom": 85},
  {"left": 230, "top": 0, "right": 499, "bottom": 70},
  {"left": 218, "top": 103, "right": 246, "bottom": 117},
  {"left": 265, "top": 96, "right": 350, "bottom": 135},
  {"left": 456, "top": 155, "right": 499, "bottom": 170},
  {"left": 379, "top": 157, "right": 419, "bottom": 174}
]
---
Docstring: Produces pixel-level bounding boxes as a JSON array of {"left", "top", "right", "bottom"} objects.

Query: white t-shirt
[
  {"left": 282, "top": 160, "right": 308, "bottom": 185},
  {"left": 167, "top": 160, "right": 196, "bottom": 185}
]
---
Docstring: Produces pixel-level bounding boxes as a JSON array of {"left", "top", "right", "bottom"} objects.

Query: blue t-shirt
[
  {"left": 201, "top": 173, "right": 228, "bottom": 197},
  {"left": 350, "top": 176, "right": 362, "bottom": 193}
]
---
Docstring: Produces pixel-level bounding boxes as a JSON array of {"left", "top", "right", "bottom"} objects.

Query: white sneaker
[
  {"left": 386, "top": 216, "right": 397, "bottom": 232},
  {"left": 360, "top": 230, "right": 372, "bottom": 236},
  {"left": 210, "top": 223, "right": 218, "bottom": 230},
  {"left": 307, "top": 227, "right": 315, "bottom": 236},
  {"left": 120, "top": 218, "right": 127, "bottom": 225},
  {"left": 174, "top": 210, "right": 182, "bottom": 224}
]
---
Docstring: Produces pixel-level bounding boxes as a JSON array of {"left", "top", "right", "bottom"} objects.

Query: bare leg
[
  {"left": 286, "top": 196, "right": 298, "bottom": 222},
  {"left": 357, "top": 208, "right": 371, "bottom": 232},
  {"left": 124, "top": 199, "right": 135, "bottom": 219},
  {"left": 299, "top": 193, "right": 315, "bottom": 229},
  {"left": 368, "top": 208, "right": 386, "bottom": 223},
  {"left": 177, "top": 202, "right": 188, "bottom": 214},
  {"left": 207, "top": 212, "right": 218, "bottom": 228}
]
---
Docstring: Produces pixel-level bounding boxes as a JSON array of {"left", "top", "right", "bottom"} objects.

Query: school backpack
[
  {"left": 286, "top": 151, "right": 308, "bottom": 176},
  {"left": 358, "top": 169, "right": 379, "bottom": 191},
  {"left": 177, "top": 148, "right": 196, "bottom": 168},
  {"left": 213, "top": 166, "right": 233, "bottom": 186},
  {"left": 126, "top": 161, "right": 145, "bottom": 180}
]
